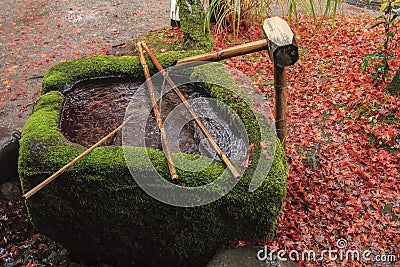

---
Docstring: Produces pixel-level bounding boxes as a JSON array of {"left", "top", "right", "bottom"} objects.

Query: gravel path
[{"left": 1, "top": 0, "right": 170, "bottom": 131}]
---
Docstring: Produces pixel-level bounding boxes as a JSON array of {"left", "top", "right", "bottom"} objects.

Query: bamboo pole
[
  {"left": 141, "top": 42, "right": 240, "bottom": 179},
  {"left": 22, "top": 114, "right": 134, "bottom": 199},
  {"left": 174, "top": 39, "right": 269, "bottom": 65},
  {"left": 136, "top": 41, "right": 179, "bottom": 181},
  {"left": 274, "top": 66, "right": 287, "bottom": 146}
]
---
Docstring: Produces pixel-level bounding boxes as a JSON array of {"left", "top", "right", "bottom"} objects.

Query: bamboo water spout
[{"left": 175, "top": 16, "right": 299, "bottom": 147}]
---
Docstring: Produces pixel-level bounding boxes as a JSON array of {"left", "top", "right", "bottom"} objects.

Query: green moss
[
  {"left": 352, "top": 99, "right": 399, "bottom": 153},
  {"left": 178, "top": 0, "right": 215, "bottom": 51},
  {"left": 134, "top": 27, "right": 185, "bottom": 54},
  {"left": 42, "top": 51, "right": 204, "bottom": 94},
  {"left": 20, "top": 54, "right": 287, "bottom": 266}
]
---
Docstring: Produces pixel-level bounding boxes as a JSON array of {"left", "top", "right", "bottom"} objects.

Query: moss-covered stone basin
[{"left": 19, "top": 52, "right": 287, "bottom": 267}]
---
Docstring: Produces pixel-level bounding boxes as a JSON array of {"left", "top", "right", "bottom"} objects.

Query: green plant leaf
[
  {"left": 371, "top": 21, "right": 385, "bottom": 28},
  {"left": 389, "top": 14, "right": 398, "bottom": 22},
  {"left": 386, "top": 31, "right": 395, "bottom": 37},
  {"left": 389, "top": 14, "right": 398, "bottom": 23},
  {"left": 373, "top": 15, "right": 386, "bottom": 21},
  {"left": 372, "top": 72, "right": 379, "bottom": 80},
  {"left": 361, "top": 58, "right": 369, "bottom": 73},
  {"left": 309, "top": 0, "right": 317, "bottom": 24},
  {"left": 380, "top": 2, "right": 388, "bottom": 12},
  {"left": 368, "top": 53, "right": 385, "bottom": 59}
]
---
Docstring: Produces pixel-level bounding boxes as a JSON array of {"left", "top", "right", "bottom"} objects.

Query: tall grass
[
  {"left": 288, "top": 0, "right": 341, "bottom": 24},
  {"left": 205, "top": 0, "right": 342, "bottom": 35},
  {"left": 206, "top": 0, "right": 274, "bottom": 35}
]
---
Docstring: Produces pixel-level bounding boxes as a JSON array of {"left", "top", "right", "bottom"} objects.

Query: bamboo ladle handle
[
  {"left": 141, "top": 42, "right": 240, "bottom": 179},
  {"left": 22, "top": 115, "right": 133, "bottom": 199},
  {"left": 136, "top": 41, "right": 179, "bottom": 181}
]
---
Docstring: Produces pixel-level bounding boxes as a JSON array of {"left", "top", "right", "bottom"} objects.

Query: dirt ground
[{"left": 0, "top": 0, "right": 171, "bottom": 131}]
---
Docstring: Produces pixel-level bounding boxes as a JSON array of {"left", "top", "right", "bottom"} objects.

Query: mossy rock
[
  {"left": 19, "top": 53, "right": 287, "bottom": 266},
  {"left": 133, "top": 27, "right": 186, "bottom": 55},
  {"left": 41, "top": 51, "right": 203, "bottom": 94},
  {"left": 178, "top": 0, "right": 215, "bottom": 51}
]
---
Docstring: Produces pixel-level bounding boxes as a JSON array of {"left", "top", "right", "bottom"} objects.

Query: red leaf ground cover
[
  {"left": 213, "top": 14, "right": 399, "bottom": 266},
  {"left": 1, "top": 2, "right": 398, "bottom": 264}
]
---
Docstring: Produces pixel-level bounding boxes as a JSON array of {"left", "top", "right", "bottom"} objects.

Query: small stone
[
  {"left": 4, "top": 257, "right": 18, "bottom": 267},
  {"left": 99, "top": 263, "right": 114, "bottom": 267},
  {"left": 206, "top": 247, "right": 300, "bottom": 267},
  {"left": 69, "top": 263, "right": 90, "bottom": 267},
  {"left": 332, "top": 229, "right": 340, "bottom": 236},
  {"left": 0, "top": 182, "right": 21, "bottom": 201},
  {"left": 47, "top": 248, "right": 69, "bottom": 265},
  {"left": 0, "top": 127, "right": 21, "bottom": 184}
]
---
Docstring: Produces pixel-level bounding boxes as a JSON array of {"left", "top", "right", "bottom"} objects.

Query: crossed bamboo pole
[
  {"left": 22, "top": 115, "right": 134, "bottom": 199},
  {"left": 136, "top": 42, "right": 179, "bottom": 181},
  {"left": 22, "top": 42, "right": 242, "bottom": 199},
  {"left": 140, "top": 42, "right": 240, "bottom": 179},
  {"left": 23, "top": 45, "right": 181, "bottom": 200}
]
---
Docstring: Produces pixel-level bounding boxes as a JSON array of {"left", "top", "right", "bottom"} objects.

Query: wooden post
[
  {"left": 262, "top": 17, "right": 298, "bottom": 147},
  {"left": 274, "top": 66, "right": 287, "bottom": 146}
]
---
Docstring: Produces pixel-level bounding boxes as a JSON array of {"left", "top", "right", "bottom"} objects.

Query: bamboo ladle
[
  {"left": 136, "top": 41, "right": 179, "bottom": 181},
  {"left": 140, "top": 42, "right": 240, "bottom": 179}
]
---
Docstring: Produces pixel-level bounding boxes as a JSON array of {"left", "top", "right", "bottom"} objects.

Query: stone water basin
[
  {"left": 19, "top": 53, "right": 287, "bottom": 266},
  {"left": 59, "top": 77, "right": 247, "bottom": 160}
]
